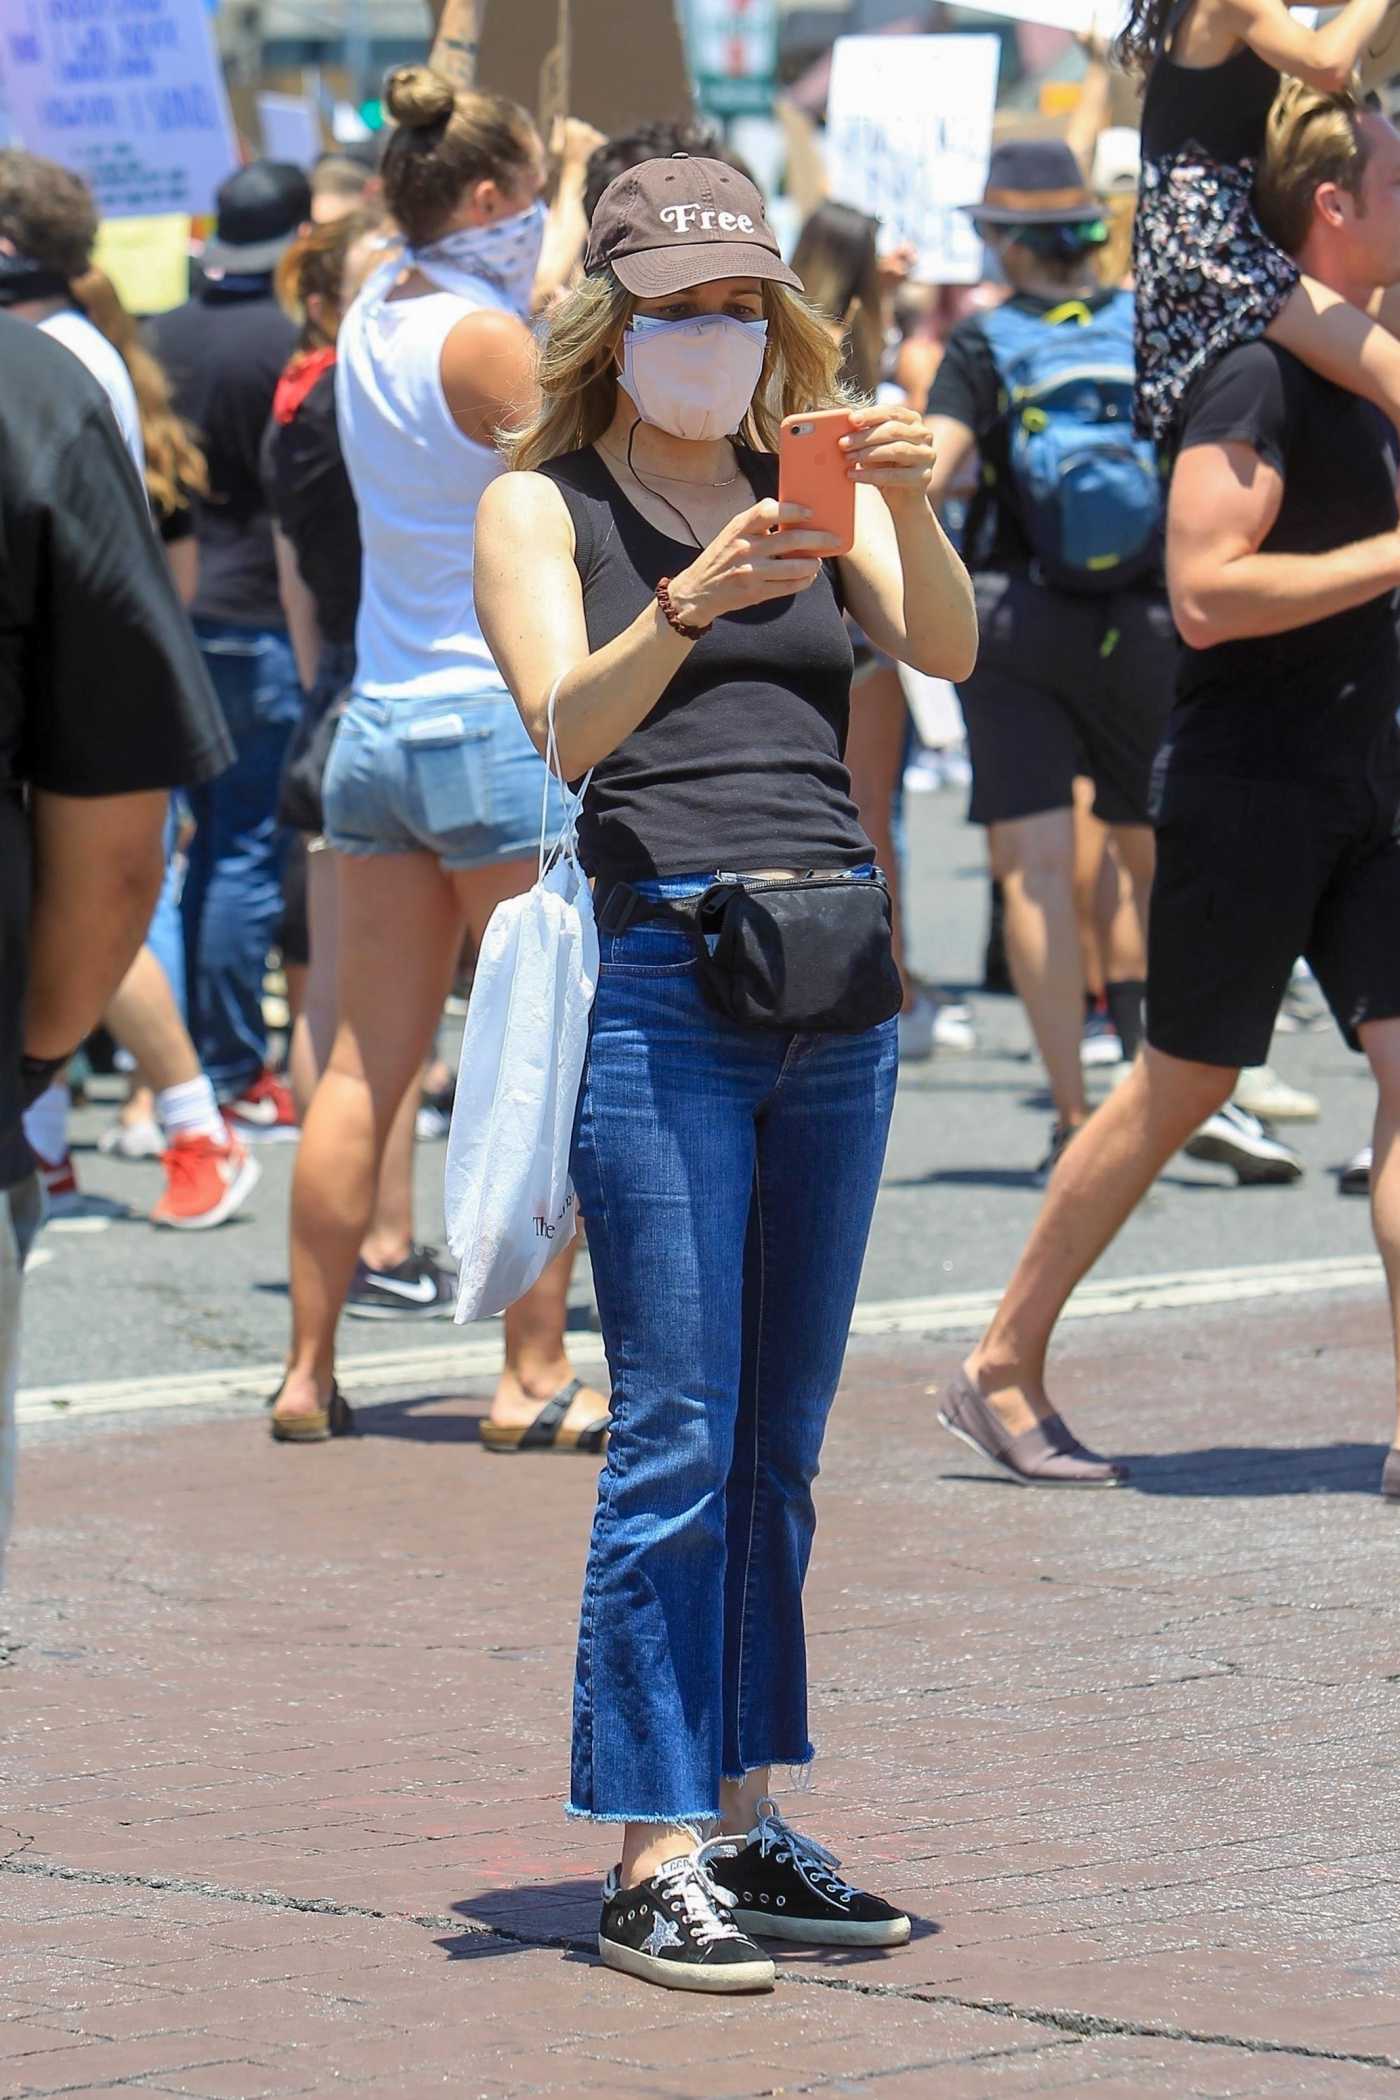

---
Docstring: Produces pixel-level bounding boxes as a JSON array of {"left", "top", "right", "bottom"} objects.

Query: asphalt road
[{"left": 18, "top": 787, "right": 1383, "bottom": 1398}]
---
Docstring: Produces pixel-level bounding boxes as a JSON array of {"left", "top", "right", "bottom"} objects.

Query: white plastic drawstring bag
[{"left": 444, "top": 681, "right": 597, "bottom": 1321}]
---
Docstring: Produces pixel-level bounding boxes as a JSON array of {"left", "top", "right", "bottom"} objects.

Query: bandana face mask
[
  {"left": 617, "top": 312, "right": 769, "bottom": 443},
  {"left": 409, "top": 198, "right": 547, "bottom": 317}
]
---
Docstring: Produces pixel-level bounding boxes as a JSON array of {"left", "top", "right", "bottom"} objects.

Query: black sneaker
[
  {"left": 701, "top": 1800, "right": 910, "bottom": 1948},
  {"left": 345, "top": 1244, "right": 455, "bottom": 1320},
  {"left": 598, "top": 1853, "right": 775, "bottom": 1994}
]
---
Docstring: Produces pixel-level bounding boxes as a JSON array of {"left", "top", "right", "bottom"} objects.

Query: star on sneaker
[
  {"left": 700, "top": 1799, "right": 910, "bottom": 1948},
  {"left": 598, "top": 1853, "right": 774, "bottom": 1994}
]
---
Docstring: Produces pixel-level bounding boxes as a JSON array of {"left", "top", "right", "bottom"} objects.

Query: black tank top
[
  {"left": 539, "top": 444, "right": 874, "bottom": 886},
  {"left": 1140, "top": 0, "right": 1278, "bottom": 165}
]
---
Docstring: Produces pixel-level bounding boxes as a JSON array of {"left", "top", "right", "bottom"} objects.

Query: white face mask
[
  {"left": 618, "top": 312, "right": 769, "bottom": 443},
  {"left": 409, "top": 198, "right": 547, "bottom": 317}
]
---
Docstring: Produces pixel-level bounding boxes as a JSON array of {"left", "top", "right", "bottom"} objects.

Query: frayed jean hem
[
  {"left": 718, "top": 1745, "right": 816, "bottom": 1785},
  {"left": 565, "top": 1804, "right": 719, "bottom": 1829}
]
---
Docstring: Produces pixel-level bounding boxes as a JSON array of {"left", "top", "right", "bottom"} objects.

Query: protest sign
[
  {"left": 826, "top": 36, "right": 1001, "bottom": 285},
  {"left": 1, "top": 0, "right": 239, "bottom": 220},
  {"left": 92, "top": 211, "right": 190, "bottom": 314},
  {"left": 257, "top": 92, "right": 321, "bottom": 168},
  {"left": 478, "top": 0, "right": 691, "bottom": 131}
]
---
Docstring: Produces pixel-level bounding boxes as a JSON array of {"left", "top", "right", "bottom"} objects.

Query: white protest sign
[
  {"left": 257, "top": 93, "right": 321, "bottom": 168},
  {"left": 1, "top": 0, "right": 239, "bottom": 220},
  {"left": 954, "top": 0, "right": 1124, "bottom": 34},
  {"left": 826, "top": 36, "right": 1001, "bottom": 285}
]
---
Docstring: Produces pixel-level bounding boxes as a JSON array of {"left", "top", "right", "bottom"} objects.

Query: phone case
[{"left": 778, "top": 409, "right": 857, "bottom": 556}]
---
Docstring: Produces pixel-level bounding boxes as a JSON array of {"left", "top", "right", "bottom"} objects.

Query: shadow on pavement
[
  {"left": 941, "top": 1441, "right": 1387, "bottom": 1497},
  {"left": 349, "top": 1394, "right": 486, "bottom": 1444},
  {"left": 437, "top": 1885, "right": 938, "bottom": 1971}
]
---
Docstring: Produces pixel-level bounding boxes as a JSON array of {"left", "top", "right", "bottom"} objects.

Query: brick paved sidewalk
[{"left": 5, "top": 1291, "right": 1400, "bottom": 2098}]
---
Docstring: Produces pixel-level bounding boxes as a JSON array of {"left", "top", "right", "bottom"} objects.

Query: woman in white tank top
[{"left": 271, "top": 58, "right": 608, "bottom": 1452}]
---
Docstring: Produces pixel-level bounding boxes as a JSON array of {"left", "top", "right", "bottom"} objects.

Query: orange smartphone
[{"left": 778, "top": 408, "right": 857, "bottom": 557}]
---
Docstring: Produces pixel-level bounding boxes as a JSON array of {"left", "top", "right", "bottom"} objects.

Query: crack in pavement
[{"left": 5, "top": 1852, "right": 1400, "bottom": 2075}]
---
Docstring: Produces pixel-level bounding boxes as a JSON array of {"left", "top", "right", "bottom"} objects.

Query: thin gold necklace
[{"left": 598, "top": 438, "right": 740, "bottom": 489}]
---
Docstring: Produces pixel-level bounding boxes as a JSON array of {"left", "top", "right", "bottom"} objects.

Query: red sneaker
[
  {"left": 151, "top": 1132, "right": 261, "bottom": 1230},
  {"left": 36, "top": 1152, "right": 79, "bottom": 1207},
  {"left": 225, "top": 1070, "right": 299, "bottom": 1144}
]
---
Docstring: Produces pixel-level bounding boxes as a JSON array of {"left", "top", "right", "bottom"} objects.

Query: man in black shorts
[
  {"left": 927, "top": 142, "right": 1180, "bottom": 1179},
  {"left": 938, "top": 82, "right": 1400, "bottom": 1494}
]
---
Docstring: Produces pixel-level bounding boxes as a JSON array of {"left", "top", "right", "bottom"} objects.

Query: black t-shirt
[
  {"left": 1165, "top": 342, "right": 1400, "bottom": 781},
  {"left": 927, "top": 288, "right": 1122, "bottom": 574},
  {"left": 260, "top": 365, "right": 361, "bottom": 649},
  {"left": 539, "top": 446, "right": 873, "bottom": 887},
  {"left": 152, "top": 282, "right": 295, "bottom": 629},
  {"left": 0, "top": 315, "right": 231, "bottom": 1190}
]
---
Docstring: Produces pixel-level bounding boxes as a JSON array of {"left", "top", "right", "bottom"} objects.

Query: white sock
[
  {"left": 157, "top": 1075, "right": 227, "bottom": 1145},
  {"left": 23, "top": 1082, "right": 70, "bottom": 1167}
]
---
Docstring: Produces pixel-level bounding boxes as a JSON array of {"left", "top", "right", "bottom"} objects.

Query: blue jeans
[
  {"left": 168, "top": 621, "right": 301, "bottom": 1094},
  {"left": 568, "top": 872, "right": 898, "bottom": 1824}
]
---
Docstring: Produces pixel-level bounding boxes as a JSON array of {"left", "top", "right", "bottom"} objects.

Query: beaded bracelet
[{"left": 655, "top": 576, "right": 712, "bottom": 642}]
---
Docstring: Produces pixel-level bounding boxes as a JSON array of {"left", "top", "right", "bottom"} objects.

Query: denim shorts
[{"left": 322, "top": 689, "right": 565, "bottom": 872}]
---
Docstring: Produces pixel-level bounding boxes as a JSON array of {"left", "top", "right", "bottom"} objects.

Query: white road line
[{"left": 16, "top": 1254, "right": 1382, "bottom": 1428}]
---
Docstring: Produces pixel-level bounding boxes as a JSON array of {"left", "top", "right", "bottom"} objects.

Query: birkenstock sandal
[
  {"left": 268, "top": 1379, "right": 356, "bottom": 1443},
  {"left": 479, "top": 1377, "right": 610, "bottom": 1453}
]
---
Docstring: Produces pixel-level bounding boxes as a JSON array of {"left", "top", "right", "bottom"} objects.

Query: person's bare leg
[
  {"left": 451, "top": 857, "right": 608, "bottom": 1439},
  {"left": 104, "top": 946, "right": 201, "bottom": 1091},
  {"left": 845, "top": 663, "right": 911, "bottom": 996},
  {"left": 966, "top": 1046, "right": 1236, "bottom": 1432},
  {"left": 294, "top": 841, "right": 419, "bottom": 1274},
  {"left": 719, "top": 1768, "right": 770, "bottom": 1838},
  {"left": 992, "top": 807, "right": 1088, "bottom": 1127},
  {"left": 620, "top": 1763, "right": 771, "bottom": 1883},
  {"left": 278, "top": 851, "right": 463, "bottom": 1424},
  {"left": 1359, "top": 1018, "right": 1400, "bottom": 1447},
  {"left": 1107, "top": 826, "right": 1154, "bottom": 981},
  {"left": 1071, "top": 777, "right": 1109, "bottom": 1004}
]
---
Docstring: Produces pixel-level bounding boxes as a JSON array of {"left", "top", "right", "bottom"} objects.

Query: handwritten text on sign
[
  {"left": 2, "top": 0, "right": 239, "bottom": 220},
  {"left": 825, "top": 36, "right": 1002, "bottom": 286}
]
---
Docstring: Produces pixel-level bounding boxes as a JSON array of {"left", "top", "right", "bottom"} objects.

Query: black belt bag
[{"left": 603, "top": 872, "right": 903, "bottom": 1035}]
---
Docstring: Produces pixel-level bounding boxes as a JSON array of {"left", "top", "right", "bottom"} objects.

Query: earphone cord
[{"left": 626, "top": 419, "right": 705, "bottom": 551}]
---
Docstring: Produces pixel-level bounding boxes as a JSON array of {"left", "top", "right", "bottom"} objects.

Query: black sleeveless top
[
  {"left": 1140, "top": 0, "right": 1278, "bottom": 165},
  {"left": 539, "top": 444, "right": 874, "bottom": 887}
]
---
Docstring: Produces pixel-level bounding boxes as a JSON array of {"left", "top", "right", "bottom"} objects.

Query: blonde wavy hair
[
  {"left": 71, "top": 266, "right": 209, "bottom": 521},
  {"left": 507, "top": 269, "right": 851, "bottom": 472}
]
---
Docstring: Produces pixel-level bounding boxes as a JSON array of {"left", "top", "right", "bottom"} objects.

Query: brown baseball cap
[{"left": 585, "top": 154, "right": 802, "bottom": 297}]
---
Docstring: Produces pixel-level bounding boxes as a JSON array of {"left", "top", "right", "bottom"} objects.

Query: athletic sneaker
[
  {"left": 1339, "top": 1144, "right": 1372, "bottom": 1195},
  {"left": 1081, "top": 1004, "right": 1124, "bottom": 1069},
  {"left": 225, "top": 1070, "right": 298, "bottom": 1144},
  {"left": 933, "top": 998, "right": 976, "bottom": 1054},
  {"left": 151, "top": 1132, "right": 260, "bottom": 1231},
  {"left": 346, "top": 1243, "right": 455, "bottom": 1320},
  {"left": 701, "top": 1800, "right": 910, "bottom": 1948},
  {"left": 33, "top": 1153, "right": 129, "bottom": 1223},
  {"left": 1232, "top": 1064, "right": 1320, "bottom": 1123},
  {"left": 598, "top": 1853, "right": 774, "bottom": 1994},
  {"left": 97, "top": 1117, "right": 164, "bottom": 1161},
  {"left": 1182, "top": 1102, "right": 1303, "bottom": 1185},
  {"left": 1275, "top": 966, "right": 1329, "bottom": 1033}
]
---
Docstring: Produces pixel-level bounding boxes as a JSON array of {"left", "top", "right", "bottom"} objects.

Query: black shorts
[
  {"left": 1147, "top": 768, "right": 1400, "bottom": 1068},
  {"left": 957, "top": 572, "right": 1176, "bottom": 828}
]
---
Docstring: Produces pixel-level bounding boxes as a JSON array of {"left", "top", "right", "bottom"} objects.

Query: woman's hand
[
  {"left": 841, "top": 404, "right": 936, "bottom": 506},
  {"left": 668, "top": 500, "right": 841, "bottom": 627}
]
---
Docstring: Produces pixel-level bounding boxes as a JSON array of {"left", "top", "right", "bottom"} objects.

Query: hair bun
[{"left": 384, "top": 64, "right": 455, "bottom": 130}]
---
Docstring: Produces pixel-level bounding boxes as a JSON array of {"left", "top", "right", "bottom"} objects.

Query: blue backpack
[{"left": 978, "top": 290, "right": 1164, "bottom": 594}]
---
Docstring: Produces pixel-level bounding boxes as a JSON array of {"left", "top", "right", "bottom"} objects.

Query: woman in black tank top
[{"left": 475, "top": 155, "right": 975, "bottom": 1997}]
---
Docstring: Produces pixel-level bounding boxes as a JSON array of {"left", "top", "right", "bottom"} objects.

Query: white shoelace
[
  {"left": 751, "top": 1798, "right": 857, "bottom": 1907},
  {"left": 655, "top": 1853, "right": 743, "bottom": 1945}
]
